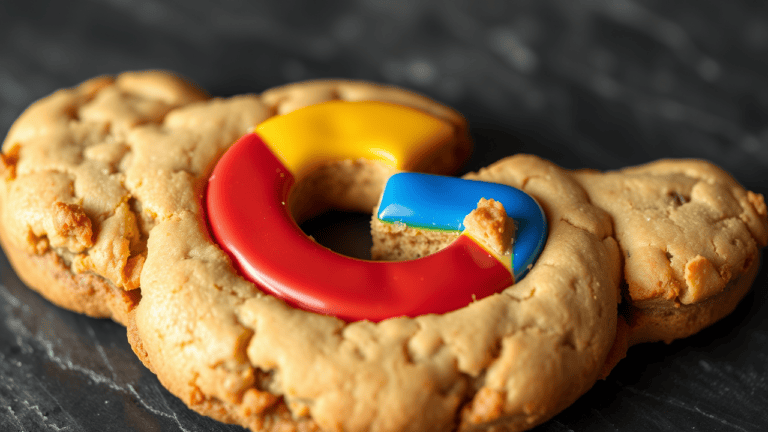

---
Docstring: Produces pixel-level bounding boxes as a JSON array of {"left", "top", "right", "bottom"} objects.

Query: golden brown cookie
[
  {"left": 1, "top": 71, "right": 624, "bottom": 431},
  {"left": 127, "top": 150, "right": 620, "bottom": 431},
  {"left": 573, "top": 160, "right": 768, "bottom": 346},
  {"left": 8, "top": 70, "right": 764, "bottom": 431},
  {"left": 0, "top": 72, "right": 209, "bottom": 325}
]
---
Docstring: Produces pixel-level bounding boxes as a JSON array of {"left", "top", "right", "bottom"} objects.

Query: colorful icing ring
[
  {"left": 377, "top": 172, "right": 547, "bottom": 281},
  {"left": 206, "top": 100, "right": 547, "bottom": 321}
]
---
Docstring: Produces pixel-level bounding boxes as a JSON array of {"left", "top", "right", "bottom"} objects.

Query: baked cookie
[
  {"left": 11, "top": 71, "right": 764, "bottom": 432},
  {"left": 0, "top": 71, "right": 470, "bottom": 326},
  {"left": 128, "top": 149, "right": 620, "bottom": 431},
  {"left": 0, "top": 73, "right": 209, "bottom": 325},
  {"left": 0, "top": 72, "right": 620, "bottom": 431},
  {"left": 2, "top": 71, "right": 616, "bottom": 431},
  {"left": 573, "top": 161, "right": 768, "bottom": 346}
]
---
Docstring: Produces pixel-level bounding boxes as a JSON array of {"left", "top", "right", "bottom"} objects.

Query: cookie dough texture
[
  {"left": 0, "top": 73, "right": 210, "bottom": 324},
  {"left": 7, "top": 70, "right": 763, "bottom": 431},
  {"left": 0, "top": 71, "right": 470, "bottom": 326},
  {"left": 1, "top": 72, "right": 623, "bottom": 431},
  {"left": 129, "top": 152, "right": 620, "bottom": 432},
  {"left": 574, "top": 161, "right": 768, "bottom": 345}
]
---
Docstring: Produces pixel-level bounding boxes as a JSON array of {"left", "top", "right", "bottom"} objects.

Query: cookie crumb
[
  {"left": 392, "top": 220, "right": 406, "bottom": 232},
  {"left": 52, "top": 202, "right": 94, "bottom": 252},
  {"left": 748, "top": 191, "right": 767, "bottom": 217},
  {"left": 462, "top": 198, "right": 515, "bottom": 256},
  {"left": 240, "top": 388, "right": 280, "bottom": 418},
  {"left": 461, "top": 387, "right": 505, "bottom": 425},
  {"left": 0, "top": 144, "right": 20, "bottom": 180}
]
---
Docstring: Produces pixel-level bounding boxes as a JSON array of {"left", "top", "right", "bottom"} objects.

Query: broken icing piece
[{"left": 377, "top": 172, "right": 546, "bottom": 280}]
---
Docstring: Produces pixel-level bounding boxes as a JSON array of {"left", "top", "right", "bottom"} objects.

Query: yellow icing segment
[{"left": 255, "top": 100, "right": 454, "bottom": 177}]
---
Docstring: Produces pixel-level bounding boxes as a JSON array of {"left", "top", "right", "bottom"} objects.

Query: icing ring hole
[
  {"left": 289, "top": 159, "right": 396, "bottom": 261},
  {"left": 300, "top": 210, "right": 373, "bottom": 260},
  {"left": 287, "top": 159, "right": 395, "bottom": 225}
]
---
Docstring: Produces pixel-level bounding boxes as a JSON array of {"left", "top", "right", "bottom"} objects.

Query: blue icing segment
[
  {"left": 379, "top": 174, "right": 474, "bottom": 230},
  {"left": 378, "top": 172, "right": 548, "bottom": 280}
]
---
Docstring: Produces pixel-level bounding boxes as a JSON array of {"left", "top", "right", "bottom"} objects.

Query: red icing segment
[{"left": 206, "top": 133, "right": 512, "bottom": 321}]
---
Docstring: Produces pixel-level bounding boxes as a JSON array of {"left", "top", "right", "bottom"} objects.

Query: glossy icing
[
  {"left": 255, "top": 100, "right": 453, "bottom": 177},
  {"left": 206, "top": 101, "right": 546, "bottom": 321},
  {"left": 378, "top": 173, "right": 547, "bottom": 280},
  {"left": 207, "top": 133, "right": 512, "bottom": 321}
]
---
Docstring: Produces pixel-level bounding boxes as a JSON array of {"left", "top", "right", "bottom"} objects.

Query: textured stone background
[{"left": 1, "top": 0, "right": 767, "bottom": 431}]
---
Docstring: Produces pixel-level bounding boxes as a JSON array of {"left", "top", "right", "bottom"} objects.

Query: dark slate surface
[{"left": 2, "top": 0, "right": 768, "bottom": 431}]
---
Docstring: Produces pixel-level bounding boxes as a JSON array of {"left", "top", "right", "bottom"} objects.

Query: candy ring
[{"left": 206, "top": 100, "right": 547, "bottom": 321}]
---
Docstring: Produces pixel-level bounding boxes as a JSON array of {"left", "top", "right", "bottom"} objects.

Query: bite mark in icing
[{"left": 377, "top": 173, "right": 547, "bottom": 280}]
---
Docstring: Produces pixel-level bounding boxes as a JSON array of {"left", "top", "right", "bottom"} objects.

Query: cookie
[
  {"left": 129, "top": 150, "right": 620, "bottom": 431},
  {"left": 0, "top": 71, "right": 470, "bottom": 326},
  {"left": 573, "top": 160, "right": 768, "bottom": 346},
  {"left": 9, "top": 71, "right": 763, "bottom": 431},
  {"left": 0, "top": 72, "right": 209, "bottom": 325}
]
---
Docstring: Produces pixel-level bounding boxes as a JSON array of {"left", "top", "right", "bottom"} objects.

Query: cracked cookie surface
[
  {"left": 1, "top": 72, "right": 621, "bottom": 431},
  {"left": 0, "top": 73, "right": 209, "bottom": 323},
  {"left": 574, "top": 160, "right": 768, "bottom": 345},
  {"left": 2, "top": 70, "right": 765, "bottom": 432},
  {"left": 128, "top": 152, "right": 620, "bottom": 432}
]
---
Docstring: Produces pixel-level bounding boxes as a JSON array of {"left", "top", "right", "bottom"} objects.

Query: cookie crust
[
  {"left": 1, "top": 71, "right": 621, "bottom": 430},
  {"left": 0, "top": 221, "right": 140, "bottom": 325},
  {"left": 128, "top": 150, "right": 620, "bottom": 432},
  {"left": 574, "top": 160, "right": 768, "bottom": 345}
]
